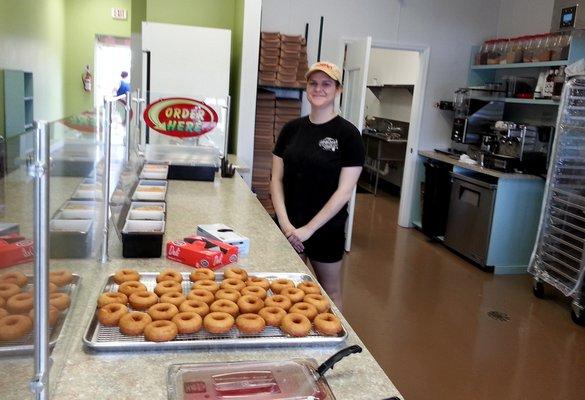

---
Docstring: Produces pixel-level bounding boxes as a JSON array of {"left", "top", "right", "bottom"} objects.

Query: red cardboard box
[
  {"left": 166, "top": 235, "right": 238, "bottom": 270},
  {"left": 0, "top": 234, "right": 34, "bottom": 269}
]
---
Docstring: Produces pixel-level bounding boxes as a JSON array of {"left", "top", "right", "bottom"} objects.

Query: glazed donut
[
  {"left": 118, "top": 281, "right": 147, "bottom": 297},
  {"left": 0, "top": 271, "right": 28, "bottom": 287},
  {"left": 270, "top": 279, "right": 294, "bottom": 294},
  {"left": 187, "top": 289, "right": 215, "bottom": 305},
  {"left": 245, "top": 276, "right": 270, "bottom": 291},
  {"left": 29, "top": 305, "right": 60, "bottom": 327},
  {"left": 0, "top": 296, "right": 5, "bottom": 308},
  {"left": 7, "top": 292, "right": 34, "bottom": 314},
  {"left": 223, "top": 267, "right": 248, "bottom": 281},
  {"left": 118, "top": 311, "right": 152, "bottom": 336},
  {"left": 179, "top": 299, "right": 210, "bottom": 317},
  {"left": 189, "top": 268, "right": 215, "bottom": 282},
  {"left": 303, "top": 294, "right": 330, "bottom": 313},
  {"left": 280, "top": 313, "right": 312, "bottom": 337},
  {"left": 241, "top": 285, "right": 267, "bottom": 300},
  {"left": 147, "top": 302, "right": 178, "bottom": 321},
  {"left": 49, "top": 282, "right": 59, "bottom": 294},
  {"left": 236, "top": 313, "right": 266, "bottom": 334},
  {"left": 237, "top": 295, "right": 264, "bottom": 314},
  {"left": 264, "top": 295, "right": 292, "bottom": 311},
  {"left": 297, "top": 281, "right": 321, "bottom": 295},
  {"left": 172, "top": 311, "right": 202, "bottom": 334},
  {"left": 0, "top": 283, "right": 21, "bottom": 300},
  {"left": 289, "top": 302, "right": 318, "bottom": 321},
  {"left": 220, "top": 278, "right": 246, "bottom": 292},
  {"left": 154, "top": 281, "right": 183, "bottom": 297},
  {"left": 191, "top": 279, "right": 219, "bottom": 294},
  {"left": 314, "top": 313, "right": 343, "bottom": 336},
  {"left": 113, "top": 269, "right": 140, "bottom": 284},
  {"left": 203, "top": 311, "right": 234, "bottom": 334},
  {"left": 49, "top": 292, "right": 70, "bottom": 311},
  {"left": 144, "top": 320, "right": 178, "bottom": 342},
  {"left": 280, "top": 287, "right": 305, "bottom": 303},
  {"left": 156, "top": 269, "right": 183, "bottom": 283},
  {"left": 97, "top": 303, "right": 128, "bottom": 326},
  {"left": 215, "top": 288, "right": 241, "bottom": 302},
  {"left": 159, "top": 292, "right": 186, "bottom": 307},
  {"left": 97, "top": 292, "right": 128, "bottom": 308},
  {"left": 0, "top": 308, "right": 8, "bottom": 319},
  {"left": 49, "top": 269, "right": 73, "bottom": 287},
  {"left": 129, "top": 291, "right": 159, "bottom": 310},
  {"left": 210, "top": 299, "right": 239, "bottom": 317},
  {"left": 0, "top": 315, "right": 33, "bottom": 341},
  {"left": 258, "top": 306, "right": 287, "bottom": 327}
]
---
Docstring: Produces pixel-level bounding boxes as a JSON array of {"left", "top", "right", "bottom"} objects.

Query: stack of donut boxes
[{"left": 253, "top": 32, "right": 308, "bottom": 216}]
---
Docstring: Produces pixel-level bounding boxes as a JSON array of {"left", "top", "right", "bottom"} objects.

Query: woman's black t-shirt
[{"left": 273, "top": 115, "right": 365, "bottom": 229}]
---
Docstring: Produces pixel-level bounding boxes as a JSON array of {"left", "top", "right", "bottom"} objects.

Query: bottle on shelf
[
  {"left": 552, "top": 67, "right": 566, "bottom": 100},
  {"left": 542, "top": 68, "right": 556, "bottom": 99}
]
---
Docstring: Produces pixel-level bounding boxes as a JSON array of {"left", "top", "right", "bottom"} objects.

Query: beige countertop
[{"left": 0, "top": 170, "right": 403, "bottom": 400}]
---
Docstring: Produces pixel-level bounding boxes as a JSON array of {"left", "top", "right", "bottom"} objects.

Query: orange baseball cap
[{"left": 305, "top": 61, "right": 343, "bottom": 85}]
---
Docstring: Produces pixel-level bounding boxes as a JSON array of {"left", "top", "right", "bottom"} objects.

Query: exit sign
[{"left": 111, "top": 8, "right": 127, "bottom": 20}]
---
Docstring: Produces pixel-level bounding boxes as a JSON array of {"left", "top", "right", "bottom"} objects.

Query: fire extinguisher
[{"left": 82, "top": 65, "right": 92, "bottom": 92}]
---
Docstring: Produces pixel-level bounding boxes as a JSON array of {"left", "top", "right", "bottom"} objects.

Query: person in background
[
  {"left": 270, "top": 61, "right": 365, "bottom": 311},
  {"left": 116, "top": 71, "right": 130, "bottom": 96}
]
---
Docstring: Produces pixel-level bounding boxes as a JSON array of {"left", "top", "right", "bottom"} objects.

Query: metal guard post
[
  {"left": 124, "top": 92, "right": 132, "bottom": 163},
  {"left": 101, "top": 99, "right": 114, "bottom": 263}
]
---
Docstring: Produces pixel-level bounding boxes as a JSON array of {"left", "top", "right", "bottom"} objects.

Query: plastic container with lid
[
  {"left": 505, "top": 37, "right": 523, "bottom": 64},
  {"left": 522, "top": 35, "right": 536, "bottom": 63}
]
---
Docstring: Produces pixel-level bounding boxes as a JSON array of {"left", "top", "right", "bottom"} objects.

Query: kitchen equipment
[
  {"left": 551, "top": 0, "right": 584, "bottom": 31},
  {"left": 167, "top": 345, "right": 363, "bottom": 400},
  {"left": 444, "top": 172, "right": 498, "bottom": 268},
  {"left": 452, "top": 88, "right": 505, "bottom": 144}
]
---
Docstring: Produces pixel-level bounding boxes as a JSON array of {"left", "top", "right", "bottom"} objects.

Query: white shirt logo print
[{"left": 319, "top": 137, "right": 338, "bottom": 152}]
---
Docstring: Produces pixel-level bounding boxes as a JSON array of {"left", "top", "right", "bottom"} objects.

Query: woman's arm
[{"left": 270, "top": 155, "right": 296, "bottom": 237}]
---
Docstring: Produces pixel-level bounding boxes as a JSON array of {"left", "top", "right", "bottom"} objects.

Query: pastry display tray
[
  {"left": 0, "top": 274, "right": 80, "bottom": 356},
  {"left": 83, "top": 272, "right": 347, "bottom": 351}
]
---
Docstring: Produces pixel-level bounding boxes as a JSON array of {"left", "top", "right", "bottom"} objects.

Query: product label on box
[{"left": 143, "top": 97, "right": 218, "bottom": 138}]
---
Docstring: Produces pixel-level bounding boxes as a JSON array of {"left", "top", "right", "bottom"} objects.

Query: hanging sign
[{"left": 143, "top": 97, "right": 219, "bottom": 138}]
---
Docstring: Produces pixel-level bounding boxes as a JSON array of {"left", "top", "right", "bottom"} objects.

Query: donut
[
  {"left": 0, "top": 283, "right": 21, "bottom": 300},
  {"left": 270, "top": 279, "right": 294, "bottom": 294},
  {"left": 7, "top": 292, "right": 34, "bottom": 314},
  {"left": 179, "top": 299, "right": 210, "bottom": 318},
  {"left": 97, "top": 292, "right": 128, "bottom": 308},
  {"left": 289, "top": 302, "right": 318, "bottom": 321},
  {"left": 297, "top": 281, "right": 321, "bottom": 295},
  {"left": 189, "top": 268, "right": 215, "bottom": 282},
  {"left": 147, "top": 302, "right": 178, "bottom": 321},
  {"left": 220, "top": 278, "right": 246, "bottom": 292},
  {"left": 191, "top": 279, "right": 219, "bottom": 294},
  {"left": 215, "top": 288, "right": 241, "bottom": 302},
  {"left": 172, "top": 311, "right": 202, "bottom": 334},
  {"left": 0, "top": 297, "right": 5, "bottom": 308},
  {"left": 119, "top": 311, "right": 152, "bottom": 336},
  {"left": 264, "top": 295, "right": 292, "bottom": 311},
  {"left": 97, "top": 303, "right": 128, "bottom": 326},
  {"left": 258, "top": 306, "right": 287, "bottom": 327},
  {"left": 236, "top": 313, "right": 266, "bottom": 334},
  {"left": 156, "top": 269, "right": 183, "bottom": 283},
  {"left": 159, "top": 292, "right": 186, "bottom": 307},
  {"left": 0, "top": 271, "right": 28, "bottom": 287},
  {"left": 203, "top": 311, "right": 234, "bottom": 334},
  {"left": 113, "top": 269, "right": 140, "bottom": 284},
  {"left": 49, "top": 282, "right": 59, "bottom": 294},
  {"left": 0, "top": 308, "right": 8, "bottom": 319},
  {"left": 240, "top": 285, "right": 267, "bottom": 300},
  {"left": 314, "top": 313, "right": 343, "bottom": 336},
  {"left": 0, "top": 315, "right": 33, "bottom": 341},
  {"left": 280, "top": 313, "right": 312, "bottom": 337},
  {"left": 210, "top": 299, "right": 239, "bottom": 317},
  {"left": 223, "top": 267, "right": 248, "bottom": 281},
  {"left": 49, "top": 293, "right": 70, "bottom": 311},
  {"left": 49, "top": 269, "right": 73, "bottom": 287},
  {"left": 246, "top": 276, "right": 270, "bottom": 291},
  {"left": 154, "top": 281, "right": 182, "bottom": 296},
  {"left": 29, "top": 305, "right": 60, "bottom": 327},
  {"left": 144, "top": 320, "right": 178, "bottom": 342},
  {"left": 129, "top": 291, "right": 159, "bottom": 310},
  {"left": 303, "top": 294, "right": 330, "bottom": 313},
  {"left": 237, "top": 295, "right": 264, "bottom": 314},
  {"left": 187, "top": 289, "right": 215, "bottom": 305},
  {"left": 280, "top": 287, "right": 305, "bottom": 303},
  {"left": 118, "top": 281, "right": 147, "bottom": 297}
]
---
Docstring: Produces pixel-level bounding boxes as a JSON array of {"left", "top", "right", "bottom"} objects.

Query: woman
[{"left": 271, "top": 61, "right": 365, "bottom": 310}]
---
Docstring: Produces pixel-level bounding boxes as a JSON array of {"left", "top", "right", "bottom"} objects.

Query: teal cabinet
[{"left": 3, "top": 70, "right": 34, "bottom": 138}]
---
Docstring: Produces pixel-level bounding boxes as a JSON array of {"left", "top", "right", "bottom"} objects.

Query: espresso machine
[{"left": 452, "top": 88, "right": 505, "bottom": 144}]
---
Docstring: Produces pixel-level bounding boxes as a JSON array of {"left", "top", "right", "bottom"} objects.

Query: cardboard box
[
  {"left": 0, "top": 234, "right": 34, "bottom": 269},
  {"left": 196, "top": 224, "right": 250, "bottom": 256},
  {"left": 166, "top": 236, "right": 239, "bottom": 269}
]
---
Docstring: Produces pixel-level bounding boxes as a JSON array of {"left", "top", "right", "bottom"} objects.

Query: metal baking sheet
[
  {"left": 83, "top": 272, "right": 347, "bottom": 351},
  {"left": 0, "top": 274, "right": 80, "bottom": 356}
]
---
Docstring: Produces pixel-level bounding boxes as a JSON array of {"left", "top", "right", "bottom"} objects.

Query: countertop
[{"left": 0, "top": 170, "right": 403, "bottom": 400}]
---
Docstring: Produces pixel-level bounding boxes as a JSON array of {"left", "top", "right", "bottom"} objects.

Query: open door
[{"left": 340, "top": 37, "right": 372, "bottom": 252}]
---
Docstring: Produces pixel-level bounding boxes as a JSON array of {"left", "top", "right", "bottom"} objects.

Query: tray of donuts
[
  {"left": 83, "top": 267, "right": 347, "bottom": 351},
  {"left": 0, "top": 269, "right": 78, "bottom": 355}
]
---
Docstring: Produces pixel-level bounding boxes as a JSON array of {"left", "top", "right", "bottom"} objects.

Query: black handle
[
  {"left": 220, "top": 157, "right": 236, "bottom": 178},
  {"left": 316, "top": 345, "right": 362, "bottom": 377}
]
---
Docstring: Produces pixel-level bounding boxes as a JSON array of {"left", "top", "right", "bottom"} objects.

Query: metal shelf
[
  {"left": 504, "top": 98, "right": 560, "bottom": 105},
  {"left": 471, "top": 60, "right": 569, "bottom": 70}
]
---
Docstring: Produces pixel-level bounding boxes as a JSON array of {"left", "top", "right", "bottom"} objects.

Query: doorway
[{"left": 93, "top": 35, "right": 131, "bottom": 107}]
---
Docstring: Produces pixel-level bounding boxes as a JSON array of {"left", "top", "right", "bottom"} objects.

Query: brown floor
[{"left": 342, "top": 192, "right": 585, "bottom": 400}]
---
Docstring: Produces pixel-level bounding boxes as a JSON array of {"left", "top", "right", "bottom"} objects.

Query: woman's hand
[{"left": 287, "top": 226, "right": 315, "bottom": 253}]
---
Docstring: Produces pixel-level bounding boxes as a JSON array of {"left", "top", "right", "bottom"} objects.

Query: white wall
[
  {"left": 365, "top": 88, "right": 413, "bottom": 122},
  {"left": 497, "top": 0, "right": 555, "bottom": 37},
  {"left": 367, "top": 48, "right": 419, "bottom": 86}
]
